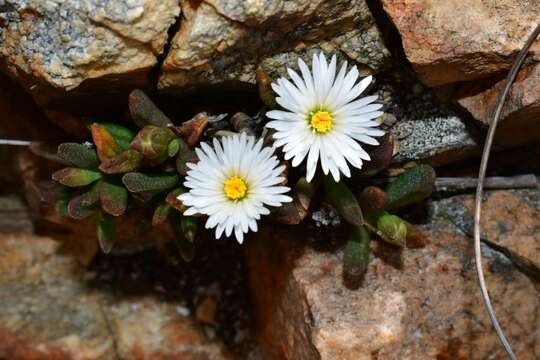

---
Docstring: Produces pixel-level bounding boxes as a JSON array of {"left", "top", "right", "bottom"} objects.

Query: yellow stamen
[
  {"left": 224, "top": 176, "right": 248, "bottom": 200},
  {"left": 310, "top": 111, "right": 333, "bottom": 134}
]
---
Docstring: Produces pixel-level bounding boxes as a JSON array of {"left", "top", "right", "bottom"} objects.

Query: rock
[
  {"left": 0, "top": 0, "right": 180, "bottom": 106},
  {"left": 245, "top": 198, "right": 540, "bottom": 359},
  {"left": 390, "top": 116, "right": 478, "bottom": 165},
  {"left": 458, "top": 63, "right": 540, "bottom": 146},
  {"left": 0, "top": 232, "right": 231, "bottom": 360},
  {"left": 382, "top": 0, "right": 540, "bottom": 86},
  {"left": 159, "top": 0, "right": 389, "bottom": 94},
  {"left": 434, "top": 190, "right": 540, "bottom": 281}
]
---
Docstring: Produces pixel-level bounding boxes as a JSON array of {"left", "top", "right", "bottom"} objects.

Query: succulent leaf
[
  {"left": 122, "top": 172, "right": 179, "bottom": 193},
  {"left": 167, "top": 138, "right": 182, "bottom": 157},
  {"left": 384, "top": 164, "right": 436, "bottom": 210},
  {"left": 152, "top": 203, "right": 171, "bottom": 226},
  {"left": 128, "top": 89, "right": 173, "bottom": 128},
  {"left": 131, "top": 125, "right": 174, "bottom": 165},
  {"left": 343, "top": 226, "right": 371, "bottom": 289},
  {"left": 67, "top": 185, "right": 99, "bottom": 219},
  {"left": 323, "top": 175, "right": 364, "bottom": 227},
  {"left": 376, "top": 213, "right": 407, "bottom": 247},
  {"left": 102, "top": 123, "right": 135, "bottom": 150},
  {"left": 90, "top": 123, "right": 122, "bottom": 162},
  {"left": 256, "top": 67, "right": 277, "bottom": 108},
  {"left": 165, "top": 187, "right": 188, "bottom": 212},
  {"left": 57, "top": 143, "right": 100, "bottom": 169},
  {"left": 169, "top": 213, "right": 200, "bottom": 262},
  {"left": 175, "top": 115, "right": 209, "bottom": 146},
  {"left": 98, "top": 180, "right": 128, "bottom": 216},
  {"left": 97, "top": 212, "right": 116, "bottom": 254},
  {"left": 52, "top": 167, "right": 102, "bottom": 187},
  {"left": 99, "top": 149, "right": 144, "bottom": 174}
]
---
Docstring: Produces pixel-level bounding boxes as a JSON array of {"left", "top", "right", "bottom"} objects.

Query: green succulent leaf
[
  {"left": 99, "top": 149, "right": 144, "bottom": 174},
  {"left": 343, "top": 226, "right": 371, "bottom": 290},
  {"left": 52, "top": 167, "right": 102, "bottom": 187},
  {"left": 128, "top": 89, "right": 173, "bottom": 128},
  {"left": 167, "top": 138, "right": 182, "bottom": 157},
  {"left": 376, "top": 213, "right": 407, "bottom": 247},
  {"left": 323, "top": 175, "right": 364, "bottom": 227},
  {"left": 122, "top": 172, "right": 179, "bottom": 193},
  {"left": 103, "top": 123, "right": 136, "bottom": 150},
  {"left": 98, "top": 180, "right": 128, "bottom": 216},
  {"left": 97, "top": 212, "right": 116, "bottom": 254},
  {"left": 57, "top": 143, "right": 100, "bottom": 169},
  {"left": 384, "top": 164, "right": 436, "bottom": 210},
  {"left": 175, "top": 143, "right": 197, "bottom": 176}
]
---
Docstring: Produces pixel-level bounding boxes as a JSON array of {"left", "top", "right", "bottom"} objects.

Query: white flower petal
[
  {"left": 181, "top": 134, "right": 291, "bottom": 243},
  {"left": 265, "top": 52, "right": 385, "bottom": 182}
]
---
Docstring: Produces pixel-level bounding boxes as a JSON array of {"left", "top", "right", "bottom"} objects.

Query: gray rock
[
  {"left": 0, "top": 0, "right": 180, "bottom": 105},
  {"left": 159, "top": 0, "right": 389, "bottom": 94},
  {"left": 391, "top": 116, "right": 478, "bottom": 165}
]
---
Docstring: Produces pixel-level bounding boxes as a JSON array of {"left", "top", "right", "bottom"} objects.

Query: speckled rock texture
[
  {"left": 159, "top": 0, "right": 389, "bottom": 93},
  {"left": 390, "top": 116, "right": 478, "bottom": 165},
  {"left": 458, "top": 63, "right": 540, "bottom": 146},
  {"left": 0, "top": 0, "right": 180, "bottom": 105},
  {"left": 381, "top": 0, "right": 540, "bottom": 87},
  {"left": 0, "top": 232, "right": 231, "bottom": 360},
  {"left": 245, "top": 191, "right": 540, "bottom": 359}
]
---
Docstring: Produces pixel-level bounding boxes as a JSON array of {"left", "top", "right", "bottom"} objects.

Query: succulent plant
[{"left": 45, "top": 87, "right": 436, "bottom": 288}]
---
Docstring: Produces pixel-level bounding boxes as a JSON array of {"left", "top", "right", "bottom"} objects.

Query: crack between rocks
[
  {"left": 98, "top": 298, "right": 122, "bottom": 360},
  {"left": 444, "top": 216, "right": 540, "bottom": 283}
]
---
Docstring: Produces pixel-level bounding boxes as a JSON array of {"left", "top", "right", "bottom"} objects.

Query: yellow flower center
[
  {"left": 224, "top": 176, "right": 248, "bottom": 200},
  {"left": 310, "top": 111, "right": 333, "bottom": 133}
]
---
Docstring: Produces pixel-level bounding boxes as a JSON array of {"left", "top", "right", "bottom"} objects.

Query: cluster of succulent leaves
[
  {"left": 49, "top": 71, "right": 437, "bottom": 289},
  {"left": 51, "top": 90, "right": 201, "bottom": 260}
]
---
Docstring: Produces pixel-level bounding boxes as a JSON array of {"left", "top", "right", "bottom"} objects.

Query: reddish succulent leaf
[
  {"left": 99, "top": 149, "right": 144, "bottom": 174},
  {"left": 175, "top": 116, "right": 208, "bottom": 146},
  {"left": 91, "top": 123, "right": 122, "bottom": 162},
  {"left": 358, "top": 186, "right": 389, "bottom": 219},
  {"left": 165, "top": 187, "right": 187, "bottom": 212},
  {"left": 67, "top": 188, "right": 99, "bottom": 220},
  {"left": 99, "top": 180, "right": 128, "bottom": 216},
  {"left": 52, "top": 167, "right": 102, "bottom": 187},
  {"left": 128, "top": 89, "right": 173, "bottom": 128}
]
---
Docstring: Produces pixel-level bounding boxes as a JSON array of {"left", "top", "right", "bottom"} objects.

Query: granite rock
[
  {"left": 458, "top": 63, "right": 540, "bottom": 146},
  {"left": 0, "top": 0, "right": 180, "bottom": 105},
  {"left": 434, "top": 190, "right": 540, "bottom": 281},
  {"left": 382, "top": 0, "right": 540, "bottom": 86},
  {"left": 245, "top": 193, "right": 540, "bottom": 359},
  {"left": 390, "top": 116, "right": 478, "bottom": 165},
  {"left": 0, "top": 232, "right": 231, "bottom": 360},
  {"left": 159, "top": 0, "right": 389, "bottom": 93}
]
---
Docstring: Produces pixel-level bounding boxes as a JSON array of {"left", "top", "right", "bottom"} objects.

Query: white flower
[
  {"left": 266, "top": 52, "right": 385, "bottom": 182},
  {"left": 178, "top": 133, "right": 292, "bottom": 243}
]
